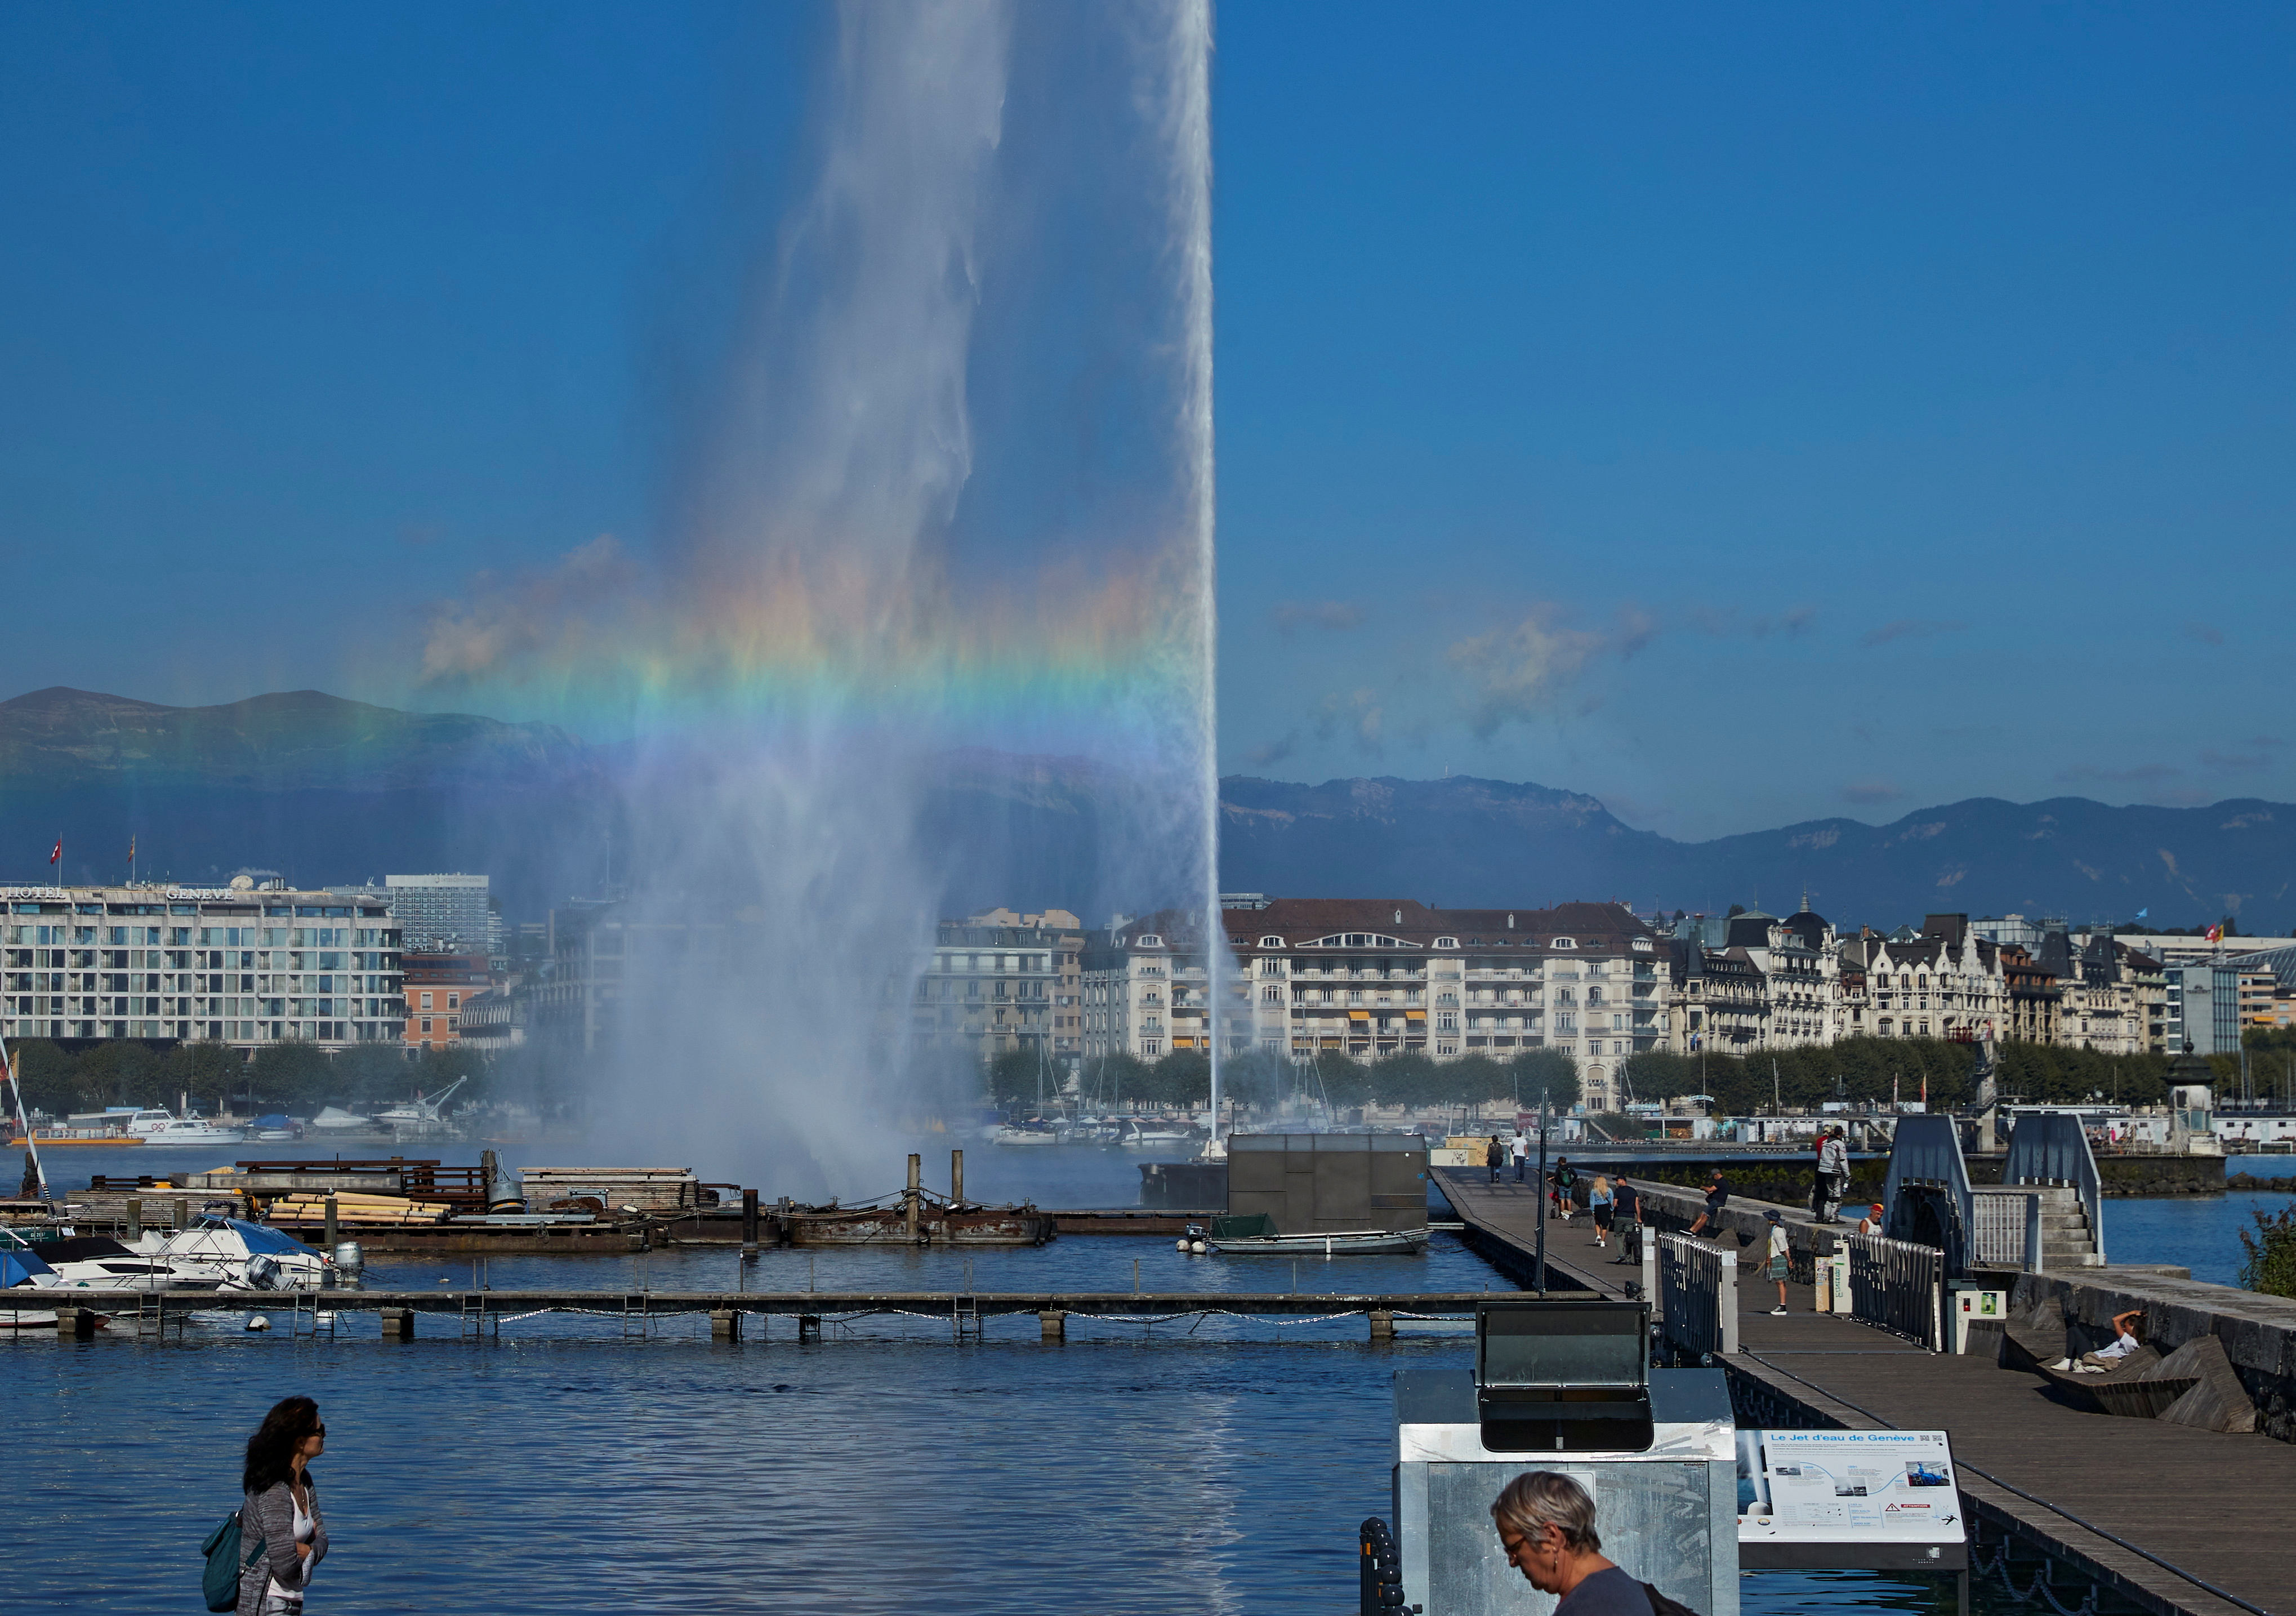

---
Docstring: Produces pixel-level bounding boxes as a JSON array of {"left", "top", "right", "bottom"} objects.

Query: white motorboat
[
  {"left": 20, "top": 1233, "right": 228, "bottom": 1292},
  {"left": 991, "top": 1123, "right": 1063, "bottom": 1147},
  {"left": 138, "top": 1115, "right": 248, "bottom": 1147},
  {"left": 135, "top": 1215, "right": 335, "bottom": 1290},
  {"left": 1118, "top": 1121, "right": 1193, "bottom": 1150}
]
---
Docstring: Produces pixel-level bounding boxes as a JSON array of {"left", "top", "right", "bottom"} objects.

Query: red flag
[
  {"left": 48, "top": 838, "right": 60, "bottom": 866},
  {"left": 2206, "top": 923, "right": 2224, "bottom": 943}
]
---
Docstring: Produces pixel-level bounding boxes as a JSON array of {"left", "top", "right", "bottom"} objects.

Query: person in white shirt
[
  {"left": 1764, "top": 1209, "right": 1790, "bottom": 1315},
  {"left": 1510, "top": 1131, "right": 1531, "bottom": 1185},
  {"left": 2081, "top": 1308, "right": 2145, "bottom": 1368}
]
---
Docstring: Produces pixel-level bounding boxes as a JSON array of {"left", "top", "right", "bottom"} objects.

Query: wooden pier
[{"left": 1434, "top": 1167, "right": 2289, "bottom": 1616}]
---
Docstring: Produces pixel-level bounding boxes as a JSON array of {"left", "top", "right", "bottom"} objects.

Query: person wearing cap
[
  {"left": 1764, "top": 1209, "right": 1790, "bottom": 1315},
  {"left": 1857, "top": 1203, "right": 1884, "bottom": 1237}
]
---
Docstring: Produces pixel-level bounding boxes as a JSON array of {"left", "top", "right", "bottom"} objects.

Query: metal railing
[
  {"left": 1970, "top": 1190, "right": 2042, "bottom": 1270},
  {"left": 1651, "top": 1231, "right": 1737, "bottom": 1358},
  {"left": 1847, "top": 1232, "right": 1943, "bottom": 1351},
  {"left": 2005, "top": 1111, "right": 2105, "bottom": 1266}
]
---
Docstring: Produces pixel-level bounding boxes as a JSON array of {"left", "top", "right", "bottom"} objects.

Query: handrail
[
  {"left": 1847, "top": 1232, "right": 1943, "bottom": 1351},
  {"left": 2005, "top": 1112, "right": 2104, "bottom": 1266},
  {"left": 1653, "top": 1232, "right": 1737, "bottom": 1357}
]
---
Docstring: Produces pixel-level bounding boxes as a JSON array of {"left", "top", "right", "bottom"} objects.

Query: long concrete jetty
[{"left": 1435, "top": 1166, "right": 2291, "bottom": 1616}]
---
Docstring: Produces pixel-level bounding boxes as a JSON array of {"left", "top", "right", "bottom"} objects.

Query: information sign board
[{"left": 1736, "top": 1428, "right": 1967, "bottom": 1571}]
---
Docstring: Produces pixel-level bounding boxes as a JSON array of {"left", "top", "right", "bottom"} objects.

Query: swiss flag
[
  {"left": 2206, "top": 923, "right": 2224, "bottom": 943},
  {"left": 48, "top": 838, "right": 60, "bottom": 867}
]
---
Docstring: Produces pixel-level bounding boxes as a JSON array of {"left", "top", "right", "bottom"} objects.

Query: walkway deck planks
[{"left": 1436, "top": 1167, "right": 2289, "bottom": 1616}]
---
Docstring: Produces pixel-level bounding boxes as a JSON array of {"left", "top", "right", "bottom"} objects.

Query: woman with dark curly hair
[{"left": 238, "top": 1396, "right": 328, "bottom": 1615}]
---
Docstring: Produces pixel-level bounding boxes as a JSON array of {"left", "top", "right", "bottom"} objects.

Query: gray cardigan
[{"left": 238, "top": 1472, "right": 327, "bottom": 1614}]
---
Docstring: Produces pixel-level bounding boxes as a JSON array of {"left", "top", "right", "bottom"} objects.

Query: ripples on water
[
  {"left": 23, "top": 1143, "right": 2196, "bottom": 1608},
  {"left": 26, "top": 1230, "right": 1991, "bottom": 1613}
]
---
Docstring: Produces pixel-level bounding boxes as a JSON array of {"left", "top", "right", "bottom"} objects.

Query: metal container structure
[
  {"left": 1393, "top": 1300, "right": 1737, "bottom": 1615},
  {"left": 1227, "top": 1133, "right": 1428, "bottom": 1236}
]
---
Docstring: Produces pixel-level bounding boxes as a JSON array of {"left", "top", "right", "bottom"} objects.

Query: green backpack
[{"left": 201, "top": 1508, "right": 265, "bottom": 1613}]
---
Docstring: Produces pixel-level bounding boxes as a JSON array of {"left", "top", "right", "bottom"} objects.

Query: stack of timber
[{"left": 268, "top": 1191, "right": 453, "bottom": 1227}]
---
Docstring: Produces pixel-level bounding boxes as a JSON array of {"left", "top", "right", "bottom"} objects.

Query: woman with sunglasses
[{"left": 238, "top": 1397, "right": 328, "bottom": 1615}]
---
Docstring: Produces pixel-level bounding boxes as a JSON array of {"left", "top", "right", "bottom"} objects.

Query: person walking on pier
[
  {"left": 1550, "top": 1157, "right": 1577, "bottom": 1223},
  {"left": 238, "top": 1396, "right": 328, "bottom": 1615},
  {"left": 1589, "top": 1176, "right": 1616, "bottom": 1249},
  {"left": 1813, "top": 1128, "right": 1849, "bottom": 1222},
  {"left": 1764, "top": 1209, "right": 1790, "bottom": 1315},
  {"left": 1511, "top": 1130, "right": 1531, "bottom": 1184},
  {"left": 1609, "top": 1178, "right": 1640, "bottom": 1263},
  {"left": 1491, "top": 1470, "right": 1659, "bottom": 1615},
  {"left": 1487, "top": 1136, "right": 1505, "bottom": 1185}
]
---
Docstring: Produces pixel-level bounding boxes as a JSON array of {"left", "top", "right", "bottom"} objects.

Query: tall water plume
[{"left": 431, "top": 1, "right": 1219, "bottom": 1190}]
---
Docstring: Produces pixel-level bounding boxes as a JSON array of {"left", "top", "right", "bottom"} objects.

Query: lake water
[{"left": 20, "top": 1141, "right": 2283, "bottom": 1610}]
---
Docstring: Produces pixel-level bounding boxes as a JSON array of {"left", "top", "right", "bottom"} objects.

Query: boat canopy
[
  {"left": 195, "top": 1217, "right": 320, "bottom": 1257},
  {"left": 254, "top": 1114, "right": 295, "bottom": 1130},
  {"left": 0, "top": 1249, "right": 56, "bottom": 1286}
]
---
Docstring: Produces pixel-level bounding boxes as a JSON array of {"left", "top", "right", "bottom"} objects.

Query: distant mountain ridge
[
  {"left": 1217, "top": 774, "right": 2294, "bottom": 931},
  {"left": 1, "top": 687, "right": 2286, "bottom": 929}
]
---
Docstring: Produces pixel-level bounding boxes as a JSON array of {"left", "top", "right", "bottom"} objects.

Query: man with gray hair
[{"left": 1491, "top": 1471, "right": 1688, "bottom": 1615}]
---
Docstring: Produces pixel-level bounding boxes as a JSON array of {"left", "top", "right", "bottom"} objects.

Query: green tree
[
  {"left": 1307, "top": 1052, "right": 1374, "bottom": 1109},
  {"left": 1509, "top": 1047, "right": 1580, "bottom": 1112},
  {"left": 247, "top": 1041, "right": 336, "bottom": 1111},
  {"left": 162, "top": 1040, "right": 244, "bottom": 1112},
  {"left": 985, "top": 1047, "right": 1044, "bottom": 1110},
  {"left": 1137, "top": 1049, "right": 1210, "bottom": 1108},
  {"left": 1087, "top": 1052, "right": 1154, "bottom": 1110},
  {"left": 1447, "top": 1054, "right": 1512, "bottom": 1109},
  {"left": 2238, "top": 1200, "right": 2296, "bottom": 1298},
  {"left": 1369, "top": 1050, "right": 1445, "bottom": 1110},
  {"left": 8, "top": 1039, "right": 81, "bottom": 1118},
  {"left": 1220, "top": 1048, "right": 1292, "bottom": 1112}
]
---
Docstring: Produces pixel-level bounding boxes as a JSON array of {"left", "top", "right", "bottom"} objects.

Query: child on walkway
[{"left": 1765, "top": 1209, "right": 1790, "bottom": 1316}]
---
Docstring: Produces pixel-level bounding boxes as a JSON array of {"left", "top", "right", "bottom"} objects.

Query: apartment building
[
  {"left": 403, "top": 952, "right": 491, "bottom": 1050},
  {"left": 0, "top": 880, "right": 403, "bottom": 1050},
  {"left": 910, "top": 909, "right": 1084, "bottom": 1065},
  {"left": 1072, "top": 899, "right": 1667, "bottom": 1112}
]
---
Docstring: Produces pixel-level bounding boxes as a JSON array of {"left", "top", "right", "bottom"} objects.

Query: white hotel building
[
  {"left": 1081, "top": 898, "right": 1667, "bottom": 1114},
  {"left": 1, "top": 882, "right": 405, "bottom": 1050}
]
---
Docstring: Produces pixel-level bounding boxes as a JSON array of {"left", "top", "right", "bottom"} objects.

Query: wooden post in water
[
  {"left": 1038, "top": 1308, "right": 1066, "bottom": 1342},
  {"left": 797, "top": 1314, "right": 821, "bottom": 1341},
  {"left": 741, "top": 1187, "right": 760, "bottom": 1256},
  {"left": 1368, "top": 1309, "right": 1395, "bottom": 1341},
  {"left": 175, "top": 1196, "right": 189, "bottom": 1230},
  {"left": 54, "top": 1306, "right": 96, "bottom": 1339},
  {"left": 125, "top": 1196, "right": 141, "bottom": 1241},
  {"left": 906, "top": 1153, "right": 922, "bottom": 1243},
  {"left": 710, "top": 1308, "right": 741, "bottom": 1342},
  {"left": 951, "top": 1149, "right": 964, "bottom": 1207},
  {"left": 323, "top": 1196, "right": 339, "bottom": 1250},
  {"left": 379, "top": 1307, "right": 415, "bottom": 1342}
]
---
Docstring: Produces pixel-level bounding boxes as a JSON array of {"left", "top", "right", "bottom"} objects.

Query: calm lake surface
[{"left": 21, "top": 1141, "right": 2285, "bottom": 1609}]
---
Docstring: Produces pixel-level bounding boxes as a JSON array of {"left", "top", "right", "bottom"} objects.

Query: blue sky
[{"left": 3, "top": 5, "right": 2291, "bottom": 839}]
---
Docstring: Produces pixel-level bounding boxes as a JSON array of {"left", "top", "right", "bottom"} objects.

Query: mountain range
[{"left": 2, "top": 685, "right": 2288, "bottom": 931}]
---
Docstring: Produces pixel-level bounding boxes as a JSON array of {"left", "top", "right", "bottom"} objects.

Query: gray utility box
[
  {"left": 1226, "top": 1133, "right": 1427, "bottom": 1235},
  {"left": 1393, "top": 1299, "right": 1737, "bottom": 1616}
]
